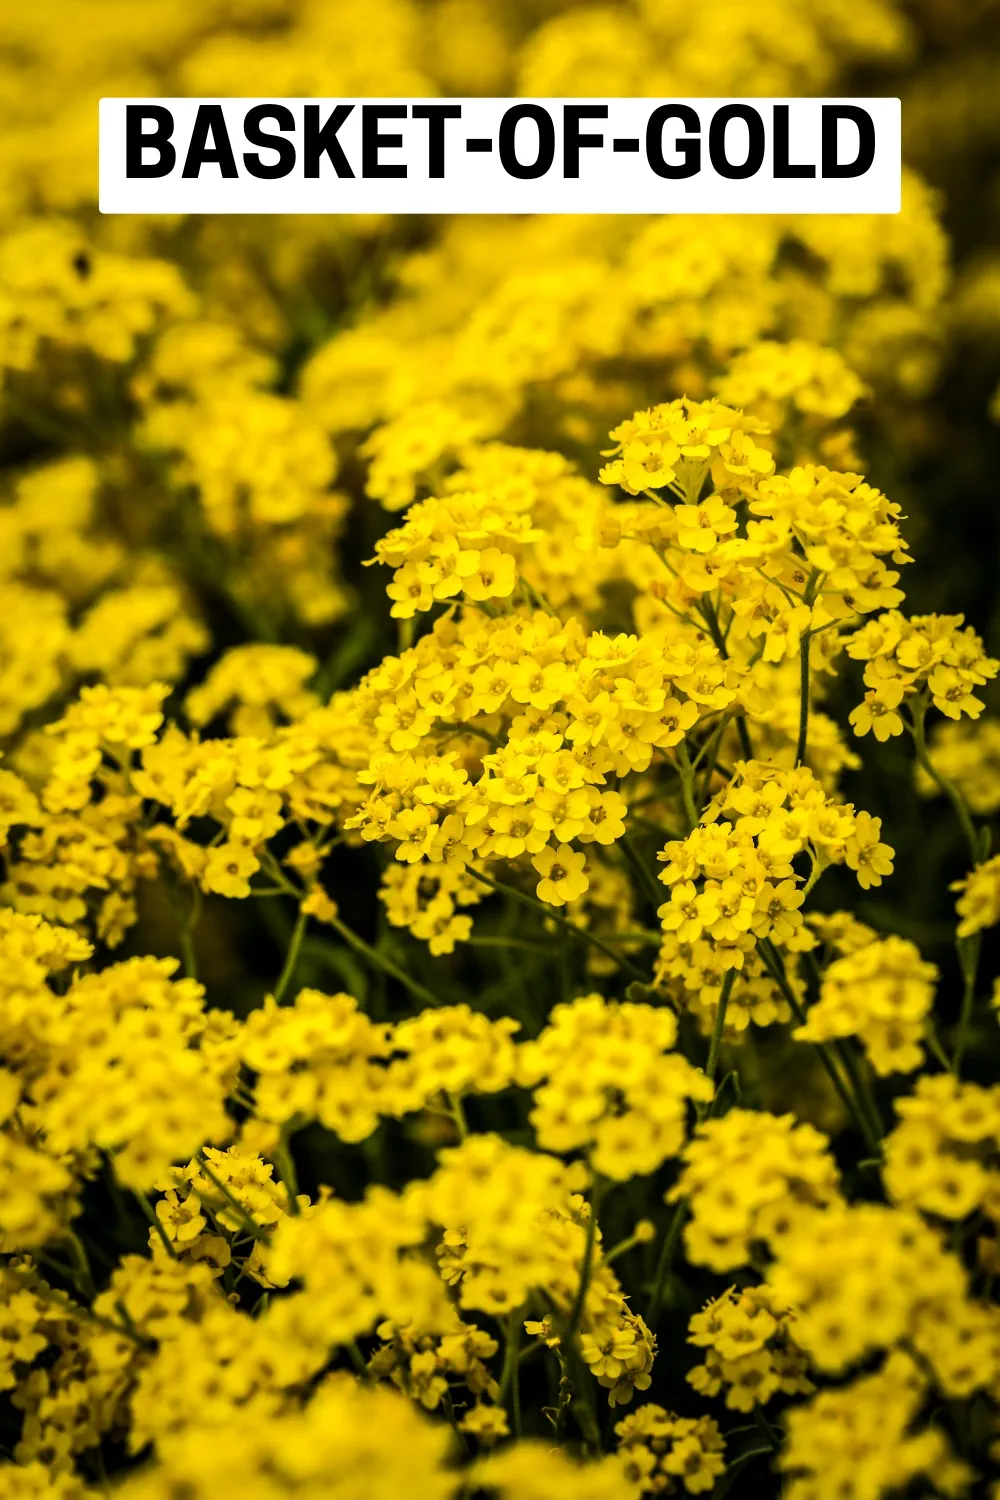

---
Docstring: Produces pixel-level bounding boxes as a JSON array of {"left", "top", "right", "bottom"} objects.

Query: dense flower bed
[{"left": 2, "top": 3, "right": 1000, "bottom": 1498}]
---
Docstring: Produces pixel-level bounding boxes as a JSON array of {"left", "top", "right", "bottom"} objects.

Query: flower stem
[
  {"left": 272, "top": 1131, "right": 302, "bottom": 1215},
  {"left": 675, "top": 743, "right": 700, "bottom": 833},
  {"left": 695, "top": 715, "right": 729, "bottom": 806},
  {"left": 758, "top": 939, "right": 881, "bottom": 1157},
  {"left": 834, "top": 1037, "right": 885, "bottom": 1141},
  {"left": 29, "top": 1274, "right": 153, "bottom": 1349},
  {"left": 328, "top": 915, "right": 443, "bottom": 1009},
  {"left": 700, "top": 596, "right": 754, "bottom": 760},
  {"left": 910, "top": 705, "right": 983, "bottom": 1074},
  {"left": 752, "top": 1404, "right": 782, "bottom": 1452},
  {"left": 467, "top": 867, "right": 645, "bottom": 981},
  {"left": 910, "top": 707, "right": 980, "bottom": 864},
  {"left": 133, "top": 1191, "right": 178, "bottom": 1260},
  {"left": 446, "top": 1091, "right": 468, "bottom": 1141},
  {"left": 565, "top": 1178, "right": 604, "bottom": 1352},
  {"left": 620, "top": 829, "right": 665, "bottom": 912},
  {"left": 953, "top": 935, "right": 982, "bottom": 1077},
  {"left": 195, "top": 1152, "right": 271, "bottom": 1243},
  {"left": 645, "top": 1200, "right": 688, "bottom": 1326},
  {"left": 701, "top": 967, "right": 736, "bottom": 1108},
  {"left": 795, "top": 629, "right": 811, "bottom": 767},
  {"left": 499, "top": 1311, "right": 523, "bottom": 1438},
  {"left": 794, "top": 570, "right": 821, "bottom": 768},
  {"left": 273, "top": 904, "right": 308, "bottom": 1003}
]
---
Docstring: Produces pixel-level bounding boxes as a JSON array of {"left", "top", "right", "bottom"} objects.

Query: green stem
[
  {"left": 180, "top": 889, "right": 202, "bottom": 981},
  {"left": 752, "top": 1404, "right": 782, "bottom": 1452},
  {"left": 696, "top": 716, "right": 729, "bottom": 807},
  {"left": 910, "top": 705, "right": 982, "bottom": 1074},
  {"left": 926, "top": 1018, "right": 952, "bottom": 1072},
  {"left": 910, "top": 707, "right": 980, "bottom": 863},
  {"left": 466, "top": 935, "right": 555, "bottom": 955},
  {"left": 565, "top": 1179, "right": 604, "bottom": 1352},
  {"left": 446, "top": 1091, "right": 469, "bottom": 1141},
  {"left": 953, "top": 935, "right": 982, "bottom": 1077},
  {"left": 166, "top": 880, "right": 201, "bottom": 980},
  {"left": 794, "top": 571, "right": 820, "bottom": 768},
  {"left": 676, "top": 742, "right": 700, "bottom": 833},
  {"left": 645, "top": 971, "right": 735, "bottom": 1321},
  {"left": 795, "top": 628, "right": 811, "bottom": 767},
  {"left": 272, "top": 1132, "right": 302, "bottom": 1216},
  {"left": 195, "top": 1152, "right": 271, "bottom": 1243},
  {"left": 646, "top": 1201, "right": 688, "bottom": 1326},
  {"left": 701, "top": 968, "right": 736, "bottom": 1110},
  {"left": 620, "top": 830, "right": 665, "bottom": 912},
  {"left": 61, "top": 1231, "right": 98, "bottom": 1297},
  {"left": 2, "top": 389, "right": 82, "bottom": 447},
  {"left": 273, "top": 904, "right": 308, "bottom": 1003},
  {"left": 29, "top": 1274, "right": 154, "bottom": 1349},
  {"left": 700, "top": 597, "right": 754, "bottom": 760},
  {"left": 519, "top": 577, "right": 557, "bottom": 617},
  {"left": 436, "top": 720, "right": 503, "bottom": 749},
  {"left": 467, "top": 867, "right": 645, "bottom": 981},
  {"left": 328, "top": 915, "right": 443, "bottom": 1009},
  {"left": 552, "top": 1358, "right": 572, "bottom": 1445},
  {"left": 511, "top": 1342, "right": 523, "bottom": 1440},
  {"left": 758, "top": 939, "right": 881, "bottom": 1157},
  {"left": 177, "top": 916, "right": 198, "bottom": 982},
  {"left": 801, "top": 954, "right": 885, "bottom": 1138},
  {"left": 834, "top": 1037, "right": 885, "bottom": 1140},
  {"left": 133, "top": 1192, "right": 178, "bottom": 1260},
  {"left": 604, "top": 1229, "right": 650, "bottom": 1266},
  {"left": 499, "top": 1312, "right": 524, "bottom": 1438}
]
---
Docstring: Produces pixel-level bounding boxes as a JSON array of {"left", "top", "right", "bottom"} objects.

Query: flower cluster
[
  {"left": 916, "top": 717, "right": 1000, "bottom": 815},
  {"left": 654, "top": 763, "right": 894, "bottom": 1018},
  {"left": 517, "top": 995, "right": 712, "bottom": 1179},
  {"left": 687, "top": 1285, "right": 813, "bottom": 1413},
  {"left": 768, "top": 1202, "right": 1000, "bottom": 1396},
  {"left": 777, "top": 1353, "right": 972, "bottom": 1500},
  {"left": 668, "top": 1110, "right": 842, "bottom": 1272},
  {"left": 0, "top": 2, "right": 998, "bottom": 1497},
  {"left": 0, "top": 221, "right": 192, "bottom": 375},
  {"left": 715, "top": 339, "right": 868, "bottom": 424},
  {"left": 849, "top": 611, "right": 999, "bottom": 741},
  {"left": 370, "top": 486, "right": 542, "bottom": 617},
  {"left": 795, "top": 935, "right": 939, "bottom": 1074},
  {"left": 614, "top": 1405, "right": 727, "bottom": 1495},
  {"left": 883, "top": 1074, "right": 1000, "bottom": 1223},
  {"left": 952, "top": 856, "right": 1000, "bottom": 940},
  {"left": 367, "top": 1316, "right": 500, "bottom": 1420},
  {"left": 598, "top": 396, "right": 775, "bottom": 500}
]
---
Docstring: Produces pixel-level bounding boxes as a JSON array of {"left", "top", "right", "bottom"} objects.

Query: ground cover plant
[{"left": 2, "top": 2, "right": 1000, "bottom": 1497}]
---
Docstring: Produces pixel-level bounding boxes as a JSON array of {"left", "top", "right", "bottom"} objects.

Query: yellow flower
[
  {"left": 531, "top": 843, "right": 589, "bottom": 907},
  {"left": 463, "top": 548, "right": 518, "bottom": 603},
  {"left": 302, "top": 888, "right": 339, "bottom": 924},
  {"left": 674, "top": 496, "right": 739, "bottom": 553},
  {"left": 952, "top": 855, "right": 1000, "bottom": 939},
  {"left": 849, "top": 679, "right": 906, "bottom": 741},
  {"left": 202, "top": 842, "right": 260, "bottom": 899}
]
